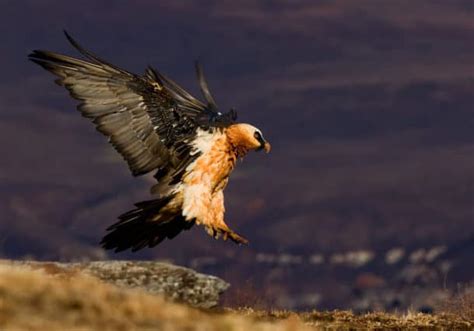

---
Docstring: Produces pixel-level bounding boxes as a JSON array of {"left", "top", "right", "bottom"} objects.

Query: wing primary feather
[
  {"left": 195, "top": 61, "right": 218, "bottom": 111},
  {"left": 63, "top": 30, "right": 130, "bottom": 75}
]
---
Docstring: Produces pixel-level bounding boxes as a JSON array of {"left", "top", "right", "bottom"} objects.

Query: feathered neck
[{"left": 225, "top": 124, "right": 253, "bottom": 158}]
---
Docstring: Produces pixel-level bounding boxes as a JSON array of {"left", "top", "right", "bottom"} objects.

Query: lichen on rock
[{"left": 3, "top": 259, "right": 229, "bottom": 309}]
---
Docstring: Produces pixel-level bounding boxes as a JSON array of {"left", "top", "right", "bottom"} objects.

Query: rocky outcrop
[{"left": 2, "top": 260, "right": 229, "bottom": 309}]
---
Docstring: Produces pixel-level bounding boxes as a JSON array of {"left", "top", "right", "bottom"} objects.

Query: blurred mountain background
[{"left": 1, "top": 0, "right": 473, "bottom": 311}]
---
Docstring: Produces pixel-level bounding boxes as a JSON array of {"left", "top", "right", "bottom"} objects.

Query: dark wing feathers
[
  {"left": 63, "top": 30, "right": 129, "bottom": 75},
  {"left": 28, "top": 32, "right": 236, "bottom": 177},
  {"left": 153, "top": 69, "right": 205, "bottom": 112},
  {"left": 29, "top": 48, "right": 169, "bottom": 176},
  {"left": 101, "top": 195, "right": 195, "bottom": 252},
  {"left": 195, "top": 61, "right": 218, "bottom": 111}
]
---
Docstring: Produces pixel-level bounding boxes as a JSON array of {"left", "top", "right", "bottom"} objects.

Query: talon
[
  {"left": 207, "top": 225, "right": 247, "bottom": 245},
  {"left": 229, "top": 232, "right": 249, "bottom": 245},
  {"left": 206, "top": 226, "right": 214, "bottom": 237}
]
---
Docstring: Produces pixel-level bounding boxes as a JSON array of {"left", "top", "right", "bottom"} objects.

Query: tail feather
[{"left": 101, "top": 196, "right": 194, "bottom": 252}]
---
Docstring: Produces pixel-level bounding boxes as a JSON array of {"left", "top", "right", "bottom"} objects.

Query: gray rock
[{"left": 5, "top": 260, "right": 229, "bottom": 309}]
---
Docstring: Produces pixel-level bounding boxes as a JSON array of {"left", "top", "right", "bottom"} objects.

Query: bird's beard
[{"left": 234, "top": 146, "right": 249, "bottom": 159}]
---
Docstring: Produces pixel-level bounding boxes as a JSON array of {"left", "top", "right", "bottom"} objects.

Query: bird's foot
[
  {"left": 208, "top": 225, "right": 249, "bottom": 245},
  {"left": 226, "top": 231, "right": 249, "bottom": 245}
]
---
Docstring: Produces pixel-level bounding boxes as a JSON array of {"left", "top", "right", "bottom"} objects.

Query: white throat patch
[{"left": 191, "top": 128, "right": 224, "bottom": 155}]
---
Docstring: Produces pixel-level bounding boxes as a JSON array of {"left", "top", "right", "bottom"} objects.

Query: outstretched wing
[{"left": 28, "top": 31, "right": 236, "bottom": 176}]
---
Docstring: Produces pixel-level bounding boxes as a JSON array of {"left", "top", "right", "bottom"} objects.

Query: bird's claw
[
  {"left": 209, "top": 226, "right": 249, "bottom": 245},
  {"left": 227, "top": 231, "right": 249, "bottom": 245}
]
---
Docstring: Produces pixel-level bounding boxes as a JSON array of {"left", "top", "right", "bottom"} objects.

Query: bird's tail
[{"left": 100, "top": 196, "right": 194, "bottom": 252}]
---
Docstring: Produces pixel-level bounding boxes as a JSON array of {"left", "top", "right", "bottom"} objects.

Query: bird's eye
[{"left": 254, "top": 131, "right": 262, "bottom": 140}]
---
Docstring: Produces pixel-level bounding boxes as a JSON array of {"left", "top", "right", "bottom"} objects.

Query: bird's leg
[
  {"left": 209, "top": 223, "right": 248, "bottom": 245},
  {"left": 210, "top": 190, "right": 249, "bottom": 245},
  {"left": 185, "top": 186, "right": 249, "bottom": 244}
]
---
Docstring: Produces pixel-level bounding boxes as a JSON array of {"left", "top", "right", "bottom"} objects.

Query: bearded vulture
[{"left": 29, "top": 32, "right": 270, "bottom": 252}]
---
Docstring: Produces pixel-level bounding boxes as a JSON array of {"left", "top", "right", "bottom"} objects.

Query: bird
[{"left": 28, "top": 32, "right": 271, "bottom": 252}]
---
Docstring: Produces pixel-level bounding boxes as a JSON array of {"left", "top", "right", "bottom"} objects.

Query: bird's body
[{"left": 29, "top": 32, "right": 270, "bottom": 252}]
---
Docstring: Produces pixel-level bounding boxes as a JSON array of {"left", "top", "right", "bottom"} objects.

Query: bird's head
[{"left": 226, "top": 123, "right": 271, "bottom": 155}]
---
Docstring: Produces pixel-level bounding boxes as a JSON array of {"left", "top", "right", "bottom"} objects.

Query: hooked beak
[
  {"left": 257, "top": 141, "right": 272, "bottom": 154},
  {"left": 255, "top": 133, "right": 271, "bottom": 153},
  {"left": 262, "top": 141, "right": 271, "bottom": 153}
]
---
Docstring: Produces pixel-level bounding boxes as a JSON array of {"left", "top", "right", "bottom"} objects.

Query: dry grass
[
  {"left": 233, "top": 308, "right": 473, "bottom": 330},
  {"left": 437, "top": 283, "right": 474, "bottom": 322},
  {"left": 0, "top": 264, "right": 472, "bottom": 330},
  {"left": 0, "top": 264, "right": 310, "bottom": 331}
]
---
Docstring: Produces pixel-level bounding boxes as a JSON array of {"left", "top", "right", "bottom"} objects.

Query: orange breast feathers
[
  {"left": 181, "top": 129, "right": 236, "bottom": 230},
  {"left": 178, "top": 123, "right": 268, "bottom": 243},
  {"left": 180, "top": 124, "right": 263, "bottom": 241}
]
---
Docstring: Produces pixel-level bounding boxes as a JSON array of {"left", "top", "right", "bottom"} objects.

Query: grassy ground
[
  {"left": 233, "top": 309, "right": 473, "bottom": 330},
  {"left": 0, "top": 264, "right": 471, "bottom": 330}
]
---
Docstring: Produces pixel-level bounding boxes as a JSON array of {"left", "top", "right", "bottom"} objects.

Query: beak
[{"left": 263, "top": 141, "right": 271, "bottom": 153}]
